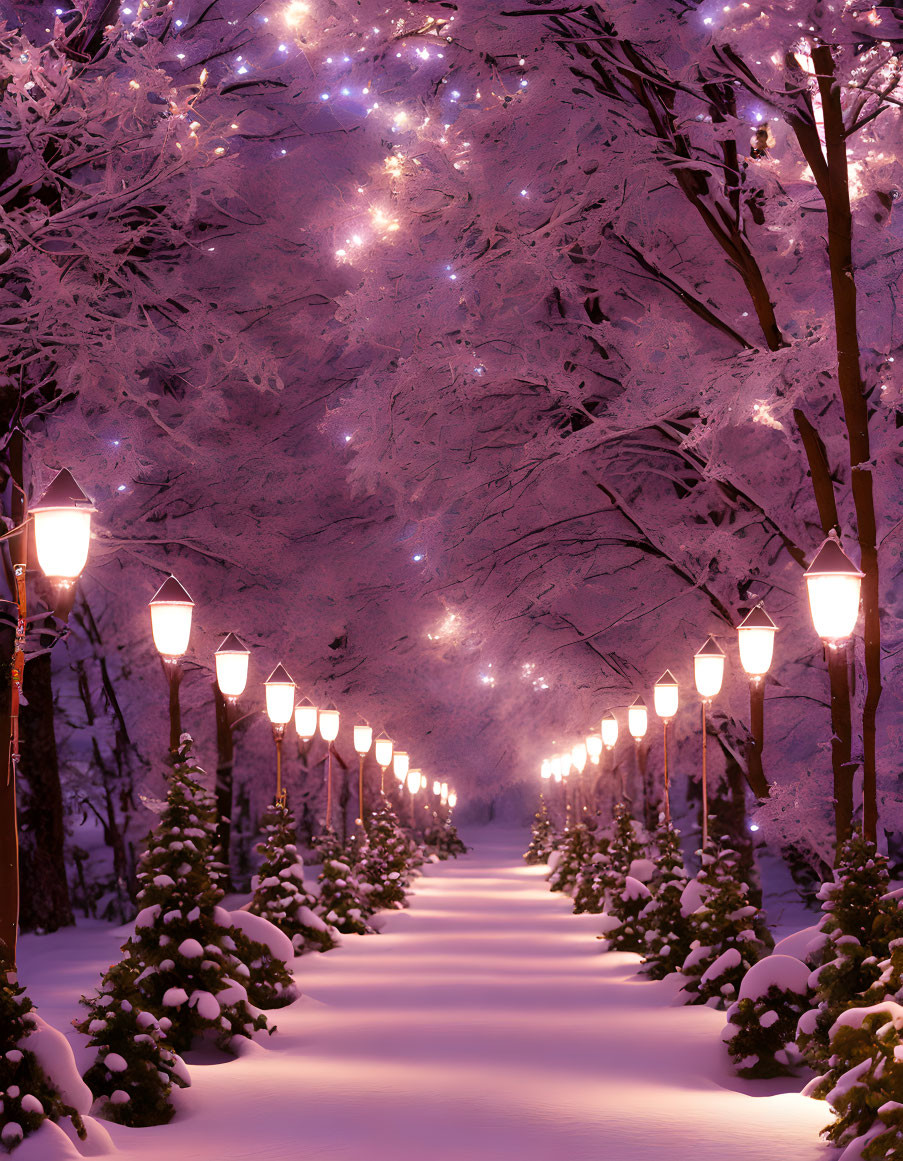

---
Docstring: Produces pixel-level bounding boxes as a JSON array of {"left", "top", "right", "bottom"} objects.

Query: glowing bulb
[
  {"left": 628, "top": 697, "right": 648, "bottom": 741},
  {"left": 694, "top": 637, "right": 726, "bottom": 700},
  {"left": 294, "top": 697, "right": 318, "bottom": 740},
  {"left": 214, "top": 633, "right": 250, "bottom": 699},
  {"left": 601, "top": 712, "right": 618, "bottom": 749},
  {"left": 653, "top": 671, "right": 679, "bottom": 721},
  {"left": 737, "top": 605, "right": 778, "bottom": 677}
]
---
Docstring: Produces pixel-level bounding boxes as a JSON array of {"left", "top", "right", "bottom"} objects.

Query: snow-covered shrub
[
  {"left": 524, "top": 799, "right": 554, "bottom": 865},
  {"left": 548, "top": 822, "right": 594, "bottom": 895},
  {"left": 607, "top": 862, "right": 653, "bottom": 953},
  {"left": 811, "top": 1001, "right": 903, "bottom": 1159},
  {"left": 0, "top": 970, "right": 86, "bottom": 1150},
  {"left": 680, "top": 838, "right": 772, "bottom": 1008},
  {"left": 798, "top": 835, "right": 897, "bottom": 1070},
  {"left": 120, "top": 739, "right": 293, "bottom": 1052},
  {"left": 640, "top": 821, "right": 693, "bottom": 979},
  {"left": 77, "top": 959, "right": 189, "bottom": 1126},
  {"left": 249, "top": 799, "right": 338, "bottom": 953},
  {"left": 573, "top": 837, "right": 611, "bottom": 915},
  {"left": 315, "top": 831, "right": 375, "bottom": 935},
  {"left": 595, "top": 804, "right": 648, "bottom": 945},
  {"left": 723, "top": 955, "right": 812, "bottom": 1078}
]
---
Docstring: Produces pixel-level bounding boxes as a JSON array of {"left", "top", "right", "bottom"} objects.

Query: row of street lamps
[
  {"left": 539, "top": 531, "right": 865, "bottom": 844},
  {"left": 146, "top": 575, "right": 458, "bottom": 832}
]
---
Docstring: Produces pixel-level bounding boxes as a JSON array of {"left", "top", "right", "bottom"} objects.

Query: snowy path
[{"left": 22, "top": 829, "right": 827, "bottom": 1161}]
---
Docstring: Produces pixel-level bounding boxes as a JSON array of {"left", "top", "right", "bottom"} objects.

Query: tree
[
  {"left": 249, "top": 799, "right": 338, "bottom": 953},
  {"left": 639, "top": 821, "right": 693, "bottom": 979},
  {"left": 524, "top": 798, "right": 554, "bottom": 865},
  {"left": 76, "top": 959, "right": 189, "bottom": 1126},
  {"left": 315, "top": 831, "right": 375, "bottom": 936}
]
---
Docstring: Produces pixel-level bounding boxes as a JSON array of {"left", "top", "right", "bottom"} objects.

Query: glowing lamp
[
  {"left": 805, "top": 533, "right": 863, "bottom": 643},
  {"left": 374, "top": 731, "right": 394, "bottom": 768},
  {"left": 353, "top": 723, "right": 373, "bottom": 755},
  {"left": 586, "top": 734, "right": 603, "bottom": 764},
  {"left": 393, "top": 750, "right": 409, "bottom": 783},
  {"left": 694, "top": 636, "right": 725, "bottom": 700},
  {"left": 737, "top": 605, "right": 778, "bottom": 677},
  {"left": 432, "top": 779, "right": 441, "bottom": 796},
  {"left": 448, "top": 791, "right": 457, "bottom": 809},
  {"left": 420, "top": 773, "right": 428, "bottom": 791},
  {"left": 540, "top": 758, "right": 552, "bottom": 781},
  {"left": 572, "top": 742, "right": 587, "bottom": 773},
  {"left": 294, "top": 697, "right": 318, "bottom": 740},
  {"left": 32, "top": 469, "right": 94, "bottom": 584},
  {"left": 149, "top": 576, "right": 194, "bottom": 659},
  {"left": 559, "top": 752, "right": 572, "bottom": 777},
  {"left": 653, "top": 671, "right": 679, "bottom": 721},
  {"left": 264, "top": 664, "right": 295, "bottom": 725},
  {"left": 318, "top": 704, "right": 340, "bottom": 742},
  {"left": 440, "top": 782, "right": 448, "bottom": 804},
  {"left": 550, "top": 756, "right": 561, "bottom": 780},
  {"left": 214, "top": 633, "right": 250, "bottom": 699},
  {"left": 628, "top": 697, "right": 648, "bottom": 741},
  {"left": 407, "top": 769, "right": 421, "bottom": 795},
  {"left": 601, "top": 712, "right": 618, "bottom": 750}
]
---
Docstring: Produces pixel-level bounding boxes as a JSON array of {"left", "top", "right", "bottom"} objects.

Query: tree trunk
[{"left": 18, "top": 648, "right": 73, "bottom": 932}]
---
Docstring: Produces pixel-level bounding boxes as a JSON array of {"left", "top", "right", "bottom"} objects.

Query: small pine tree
[
  {"left": 0, "top": 970, "right": 85, "bottom": 1150},
  {"left": 573, "top": 834, "right": 611, "bottom": 915},
  {"left": 121, "top": 739, "right": 294, "bottom": 1053},
  {"left": 605, "top": 805, "right": 652, "bottom": 951},
  {"left": 439, "top": 817, "right": 467, "bottom": 858},
  {"left": 811, "top": 1000, "right": 903, "bottom": 1159},
  {"left": 524, "top": 799, "right": 553, "bottom": 865},
  {"left": 548, "top": 822, "right": 594, "bottom": 895},
  {"left": 315, "top": 831, "right": 375, "bottom": 935},
  {"left": 722, "top": 955, "right": 812, "bottom": 1079},
  {"left": 680, "top": 837, "right": 772, "bottom": 1008},
  {"left": 77, "top": 959, "right": 189, "bottom": 1126},
  {"left": 249, "top": 799, "right": 338, "bottom": 954},
  {"left": 640, "top": 821, "right": 693, "bottom": 979},
  {"left": 357, "top": 803, "right": 413, "bottom": 910},
  {"left": 798, "top": 835, "right": 896, "bottom": 1071}
]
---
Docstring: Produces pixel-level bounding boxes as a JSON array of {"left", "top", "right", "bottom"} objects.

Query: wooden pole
[
  {"left": 701, "top": 701, "right": 709, "bottom": 847},
  {"left": 662, "top": 719, "right": 671, "bottom": 827}
]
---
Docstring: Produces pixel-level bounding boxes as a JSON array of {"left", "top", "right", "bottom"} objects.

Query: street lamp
[
  {"left": 805, "top": 532, "right": 863, "bottom": 645},
  {"left": 407, "top": 768, "right": 421, "bottom": 826},
  {"left": 319, "top": 703, "right": 341, "bottom": 831},
  {"left": 628, "top": 696, "right": 649, "bottom": 822},
  {"left": 149, "top": 576, "right": 194, "bottom": 754},
  {"left": 694, "top": 636, "right": 725, "bottom": 846},
  {"left": 31, "top": 469, "right": 94, "bottom": 590},
  {"left": 214, "top": 634, "right": 250, "bottom": 701},
  {"left": 294, "top": 696, "right": 318, "bottom": 742},
  {"left": 653, "top": 671, "right": 679, "bottom": 826},
  {"left": 440, "top": 781, "right": 449, "bottom": 805},
  {"left": 0, "top": 468, "right": 95, "bottom": 972},
  {"left": 586, "top": 734, "right": 603, "bottom": 764},
  {"left": 738, "top": 605, "right": 778, "bottom": 796},
  {"left": 601, "top": 711, "right": 618, "bottom": 750},
  {"left": 432, "top": 779, "right": 441, "bottom": 796},
  {"left": 393, "top": 749, "right": 409, "bottom": 786},
  {"left": 353, "top": 721, "right": 373, "bottom": 829},
  {"left": 448, "top": 791, "right": 458, "bottom": 810},
  {"left": 374, "top": 731, "right": 393, "bottom": 794},
  {"left": 264, "top": 664, "right": 295, "bottom": 804}
]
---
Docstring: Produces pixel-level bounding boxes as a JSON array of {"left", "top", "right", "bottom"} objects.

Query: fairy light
[{"left": 283, "top": 0, "right": 308, "bottom": 26}]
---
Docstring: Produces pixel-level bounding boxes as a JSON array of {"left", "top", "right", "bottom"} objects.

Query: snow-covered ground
[{"left": 19, "top": 829, "right": 828, "bottom": 1160}]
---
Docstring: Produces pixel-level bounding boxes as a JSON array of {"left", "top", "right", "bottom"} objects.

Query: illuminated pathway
[{"left": 23, "top": 830, "right": 826, "bottom": 1160}]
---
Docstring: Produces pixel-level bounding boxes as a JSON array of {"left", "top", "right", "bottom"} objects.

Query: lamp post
[
  {"left": 319, "top": 703, "right": 341, "bottom": 831},
  {"left": 694, "top": 636, "right": 726, "bottom": 846},
  {"left": 601, "top": 711, "right": 619, "bottom": 815},
  {"left": 213, "top": 633, "right": 250, "bottom": 874},
  {"left": 628, "top": 697, "right": 649, "bottom": 822},
  {"left": 407, "top": 768, "right": 421, "bottom": 827},
  {"left": 374, "top": 731, "right": 393, "bottom": 795},
  {"left": 0, "top": 469, "right": 94, "bottom": 973},
  {"left": 572, "top": 742, "right": 588, "bottom": 818},
  {"left": 353, "top": 722, "right": 373, "bottom": 829},
  {"left": 148, "top": 576, "right": 194, "bottom": 754},
  {"left": 264, "top": 665, "right": 295, "bottom": 805},
  {"left": 294, "top": 696, "right": 318, "bottom": 745},
  {"left": 652, "top": 671, "right": 678, "bottom": 826},
  {"left": 393, "top": 749, "right": 409, "bottom": 790},
  {"left": 737, "top": 605, "right": 778, "bottom": 797},
  {"left": 448, "top": 790, "right": 457, "bottom": 811}
]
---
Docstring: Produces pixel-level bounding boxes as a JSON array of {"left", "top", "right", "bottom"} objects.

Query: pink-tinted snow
[{"left": 20, "top": 831, "right": 827, "bottom": 1160}]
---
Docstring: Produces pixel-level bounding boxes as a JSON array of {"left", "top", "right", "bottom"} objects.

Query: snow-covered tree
[
  {"left": 722, "top": 955, "right": 812, "bottom": 1079},
  {"left": 119, "top": 739, "right": 292, "bottom": 1052},
  {"left": 639, "top": 822, "right": 693, "bottom": 979},
  {"left": 681, "top": 839, "right": 772, "bottom": 1008},
  {"left": 524, "top": 799, "right": 553, "bottom": 865},
  {"left": 315, "top": 831, "right": 375, "bottom": 936},
  {"left": 0, "top": 971, "right": 86, "bottom": 1150},
  {"left": 548, "top": 823, "right": 595, "bottom": 896},
  {"left": 249, "top": 800, "right": 338, "bottom": 954},
  {"left": 77, "top": 959, "right": 189, "bottom": 1126}
]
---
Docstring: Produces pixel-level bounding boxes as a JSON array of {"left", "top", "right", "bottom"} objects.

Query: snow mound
[
  {"left": 621, "top": 876, "right": 652, "bottom": 902},
  {"left": 26, "top": 1015, "right": 92, "bottom": 1114},
  {"left": 680, "top": 878, "right": 706, "bottom": 917},
  {"left": 628, "top": 858, "right": 655, "bottom": 883},
  {"left": 773, "top": 925, "right": 826, "bottom": 964},
  {"left": 228, "top": 908, "right": 294, "bottom": 963},
  {"left": 701, "top": 948, "right": 741, "bottom": 985},
  {"left": 739, "top": 954, "right": 811, "bottom": 1001},
  {"left": 14, "top": 1119, "right": 80, "bottom": 1160}
]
